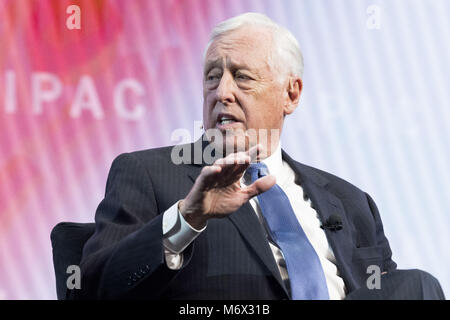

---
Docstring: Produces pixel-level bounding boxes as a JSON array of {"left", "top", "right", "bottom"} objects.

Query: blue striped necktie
[{"left": 247, "top": 162, "right": 329, "bottom": 300}]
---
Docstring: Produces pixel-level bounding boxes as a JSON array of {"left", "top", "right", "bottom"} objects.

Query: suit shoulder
[
  {"left": 107, "top": 145, "right": 173, "bottom": 168},
  {"left": 113, "top": 143, "right": 195, "bottom": 172},
  {"left": 296, "top": 162, "right": 367, "bottom": 198},
  {"left": 129, "top": 145, "right": 176, "bottom": 162}
]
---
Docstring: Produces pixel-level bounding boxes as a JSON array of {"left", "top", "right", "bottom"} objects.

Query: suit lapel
[
  {"left": 183, "top": 138, "right": 289, "bottom": 297},
  {"left": 282, "top": 151, "right": 357, "bottom": 291},
  {"left": 185, "top": 162, "right": 289, "bottom": 298},
  {"left": 227, "top": 203, "right": 289, "bottom": 297},
  {"left": 180, "top": 138, "right": 360, "bottom": 295},
  {"left": 182, "top": 139, "right": 359, "bottom": 294}
]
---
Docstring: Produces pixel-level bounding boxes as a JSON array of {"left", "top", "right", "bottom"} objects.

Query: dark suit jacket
[{"left": 75, "top": 139, "right": 396, "bottom": 299}]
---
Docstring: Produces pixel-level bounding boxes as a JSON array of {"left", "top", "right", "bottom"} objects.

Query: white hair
[{"left": 204, "top": 12, "right": 304, "bottom": 80}]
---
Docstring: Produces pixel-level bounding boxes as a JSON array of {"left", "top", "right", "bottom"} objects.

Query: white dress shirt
[{"left": 161, "top": 144, "right": 346, "bottom": 299}]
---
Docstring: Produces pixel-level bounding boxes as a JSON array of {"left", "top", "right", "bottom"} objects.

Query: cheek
[
  {"left": 203, "top": 93, "right": 216, "bottom": 127},
  {"left": 251, "top": 93, "right": 284, "bottom": 126},
  {"left": 203, "top": 91, "right": 212, "bottom": 106}
]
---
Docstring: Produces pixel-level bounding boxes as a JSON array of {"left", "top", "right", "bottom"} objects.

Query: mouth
[{"left": 215, "top": 113, "right": 243, "bottom": 130}]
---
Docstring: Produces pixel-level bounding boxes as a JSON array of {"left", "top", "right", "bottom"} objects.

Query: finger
[
  {"left": 209, "top": 152, "right": 252, "bottom": 187},
  {"left": 242, "top": 174, "right": 276, "bottom": 199},
  {"left": 221, "top": 152, "right": 252, "bottom": 180},
  {"left": 220, "top": 147, "right": 259, "bottom": 182},
  {"left": 232, "top": 160, "right": 250, "bottom": 177},
  {"left": 247, "top": 144, "right": 262, "bottom": 163},
  {"left": 196, "top": 165, "right": 222, "bottom": 190},
  {"left": 215, "top": 152, "right": 250, "bottom": 167},
  {"left": 213, "top": 155, "right": 250, "bottom": 184}
]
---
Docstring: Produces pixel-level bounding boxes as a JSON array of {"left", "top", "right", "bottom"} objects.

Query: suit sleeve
[
  {"left": 72, "top": 153, "right": 194, "bottom": 299},
  {"left": 365, "top": 193, "right": 397, "bottom": 273}
]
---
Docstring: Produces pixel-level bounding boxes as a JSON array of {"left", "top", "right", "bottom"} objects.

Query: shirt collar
[
  {"left": 261, "top": 143, "right": 283, "bottom": 178},
  {"left": 242, "top": 143, "right": 284, "bottom": 186}
]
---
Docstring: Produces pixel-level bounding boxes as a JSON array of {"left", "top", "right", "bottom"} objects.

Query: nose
[{"left": 215, "top": 71, "right": 236, "bottom": 105}]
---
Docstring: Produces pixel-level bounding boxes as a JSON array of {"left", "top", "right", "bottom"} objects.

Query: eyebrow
[
  {"left": 204, "top": 58, "right": 254, "bottom": 77},
  {"left": 204, "top": 58, "right": 223, "bottom": 76}
]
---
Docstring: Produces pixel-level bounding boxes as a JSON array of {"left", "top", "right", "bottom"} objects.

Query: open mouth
[
  {"left": 216, "top": 113, "right": 241, "bottom": 128},
  {"left": 219, "top": 118, "right": 237, "bottom": 125}
]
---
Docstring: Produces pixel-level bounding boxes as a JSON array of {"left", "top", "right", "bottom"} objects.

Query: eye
[
  {"left": 235, "top": 72, "right": 252, "bottom": 80},
  {"left": 207, "top": 74, "right": 220, "bottom": 81},
  {"left": 205, "top": 67, "right": 222, "bottom": 82}
]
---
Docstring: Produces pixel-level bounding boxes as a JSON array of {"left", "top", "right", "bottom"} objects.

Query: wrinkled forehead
[{"left": 203, "top": 27, "right": 274, "bottom": 73}]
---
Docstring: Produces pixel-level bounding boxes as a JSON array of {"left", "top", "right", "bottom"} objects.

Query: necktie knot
[{"left": 246, "top": 163, "right": 270, "bottom": 182}]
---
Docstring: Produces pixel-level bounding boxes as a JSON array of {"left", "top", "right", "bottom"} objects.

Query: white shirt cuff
[{"left": 162, "top": 200, "right": 206, "bottom": 255}]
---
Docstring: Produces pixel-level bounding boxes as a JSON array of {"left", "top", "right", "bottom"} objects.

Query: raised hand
[{"left": 179, "top": 144, "right": 276, "bottom": 229}]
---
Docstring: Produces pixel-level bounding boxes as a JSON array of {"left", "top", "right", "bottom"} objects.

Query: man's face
[{"left": 203, "top": 27, "right": 288, "bottom": 157}]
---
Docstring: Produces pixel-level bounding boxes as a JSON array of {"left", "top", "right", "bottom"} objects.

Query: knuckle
[{"left": 201, "top": 166, "right": 211, "bottom": 175}]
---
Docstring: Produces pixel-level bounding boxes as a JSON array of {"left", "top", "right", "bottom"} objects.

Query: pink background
[{"left": 1, "top": 0, "right": 449, "bottom": 299}]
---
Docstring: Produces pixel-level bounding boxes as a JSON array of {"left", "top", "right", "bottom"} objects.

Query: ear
[{"left": 283, "top": 77, "right": 302, "bottom": 115}]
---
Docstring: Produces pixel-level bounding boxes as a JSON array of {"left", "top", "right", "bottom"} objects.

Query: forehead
[{"left": 204, "top": 27, "right": 273, "bottom": 72}]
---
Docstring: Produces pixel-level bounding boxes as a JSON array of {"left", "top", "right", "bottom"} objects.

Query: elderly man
[{"left": 75, "top": 13, "right": 444, "bottom": 300}]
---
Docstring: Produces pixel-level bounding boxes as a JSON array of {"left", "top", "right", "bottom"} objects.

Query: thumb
[{"left": 243, "top": 175, "right": 276, "bottom": 199}]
